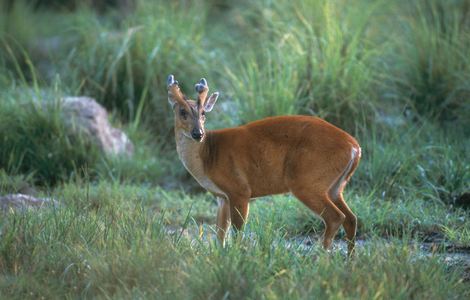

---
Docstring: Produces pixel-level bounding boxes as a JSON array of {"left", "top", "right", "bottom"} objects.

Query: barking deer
[{"left": 167, "top": 75, "right": 361, "bottom": 254}]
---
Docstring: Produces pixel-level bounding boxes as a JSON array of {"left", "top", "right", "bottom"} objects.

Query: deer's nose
[{"left": 191, "top": 128, "right": 204, "bottom": 140}]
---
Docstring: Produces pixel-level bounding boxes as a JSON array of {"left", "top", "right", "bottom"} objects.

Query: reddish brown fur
[
  {"left": 168, "top": 76, "right": 361, "bottom": 254},
  {"left": 201, "top": 116, "right": 359, "bottom": 198},
  {"left": 199, "top": 116, "right": 361, "bottom": 253}
]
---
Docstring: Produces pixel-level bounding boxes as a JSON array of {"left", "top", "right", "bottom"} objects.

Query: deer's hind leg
[
  {"left": 329, "top": 147, "right": 360, "bottom": 254},
  {"left": 289, "top": 182, "right": 345, "bottom": 250},
  {"left": 330, "top": 193, "right": 356, "bottom": 254}
]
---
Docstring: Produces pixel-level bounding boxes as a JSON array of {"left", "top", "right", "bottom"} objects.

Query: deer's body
[
  {"left": 178, "top": 115, "right": 359, "bottom": 198},
  {"left": 167, "top": 75, "right": 361, "bottom": 254}
]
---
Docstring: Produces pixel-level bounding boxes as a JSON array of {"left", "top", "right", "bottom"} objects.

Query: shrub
[
  {"left": 57, "top": 0, "right": 213, "bottom": 134},
  {"left": 388, "top": 0, "right": 470, "bottom": 125},
  {"left": 219, "top": 0, "right": 383, "bottom": 132},
  {"left": 353, "top": 123, "right": 469, "bottom": 204},
  {"left": 0, "top": 89, "right": 102, "bottom": 185}
]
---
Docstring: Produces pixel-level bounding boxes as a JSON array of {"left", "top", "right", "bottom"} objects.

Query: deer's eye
[{"left": 179, "top": 109, "right": 188, "bottom": 120}]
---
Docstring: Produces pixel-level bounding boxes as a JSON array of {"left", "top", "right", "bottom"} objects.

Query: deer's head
[{"left": 167, "top": 75, "right": 219, "bottom": 142}]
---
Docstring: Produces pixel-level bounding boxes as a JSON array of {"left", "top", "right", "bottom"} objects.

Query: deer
[{"left": 167, "top": 75, "right": 361, "bottom": 254}]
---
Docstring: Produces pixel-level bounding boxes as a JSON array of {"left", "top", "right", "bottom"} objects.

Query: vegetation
[
  {"left": 0, "top": 184, "right": 469, "bottom": 299},
  {"left": 0, "top": 0, "right": 469, "bottom": 298}
]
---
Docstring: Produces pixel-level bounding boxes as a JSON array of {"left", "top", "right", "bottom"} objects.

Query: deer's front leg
[
  {"left": 229, "top": 199, "right": 250, "bottom": 231},
  {"left": 216, "top": 197, "right": 231, "bottom": 246}
]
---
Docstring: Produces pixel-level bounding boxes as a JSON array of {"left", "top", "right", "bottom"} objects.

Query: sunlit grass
[
  {"left": 0, "top": 0, "right": 469, "bottom": 298},
  {"left": 0, "top": 182, "right": 469, "bottom": 299}
]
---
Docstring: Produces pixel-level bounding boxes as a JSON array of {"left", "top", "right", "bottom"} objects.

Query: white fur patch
[
  {"left": 176, "top": 132, "right": 226, "bottom": 197},
  {"left": 330, "top": 147, "right": 358, "bottom": 200}
]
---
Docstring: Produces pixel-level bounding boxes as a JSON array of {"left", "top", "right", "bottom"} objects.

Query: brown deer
[{"left": 167, "top": 75, "right": 361, "bottom": 254}]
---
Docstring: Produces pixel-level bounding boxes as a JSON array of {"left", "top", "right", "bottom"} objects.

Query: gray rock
[
  {"left": 62, "top": 97, "right": 134, "bottom": 156},
  {"left": 0, "top": 194, "right": 59, "bottom": 212}
]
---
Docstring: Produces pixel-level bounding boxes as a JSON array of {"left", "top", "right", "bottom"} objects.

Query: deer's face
[
  {"left": 167, "top": 75, "right": 219, "bottom": 142},
  {"left": 173, "top": 100, "right": 206, "bottom": 141}
]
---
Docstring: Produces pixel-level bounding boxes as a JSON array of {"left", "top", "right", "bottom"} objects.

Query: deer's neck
[
  {"left": 175, "top": 130, "right": 224, "bottom": 196},
  {"left": 175, "top": 130, "right": 204, "bottom": 176}
]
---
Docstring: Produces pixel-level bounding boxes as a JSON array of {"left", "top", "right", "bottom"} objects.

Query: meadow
[{"left": 0, "top": 0, "right": 469, "bottom": 299}]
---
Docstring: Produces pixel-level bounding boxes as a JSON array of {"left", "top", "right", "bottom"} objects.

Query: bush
[
  {"left": 353, "top": 123, "right": 469, "bottom": 204},
  {"left": 0, "top": 1, "right": 218, "bottom": 136},
  {"left": 0, "top": 0, "right": 469, "bottom": 191},
  {"left": 219, "top": 0, "right": 384, "bottom": 132},
  {"left": 57, "top": 0, "right": 213, "bottom": 134},
  {"left": 0, "top": 90, "right": 102, "bottom": 185},
  {"left": 387, "top": 0, "right": 470, "bottom": 125}
]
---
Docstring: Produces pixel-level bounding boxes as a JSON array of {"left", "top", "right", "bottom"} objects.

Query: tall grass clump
[
  {"left": 389, "top": 0, "right": 470, "bottom": 126},
  {"left": 221, "top": 0, "right": 385, "bottom": 131},
  {"left": 0, "top": 90, "right": 102, "bottom": 185},
  {"left": 224, "top": 48, "right": 303, "bottom": 124},
  {"left": 0, "top": 0, "right": 74, "bottom": 83},
  {"left": 295, "top": 0, "right": 383, "bottom": 130},
  {"left": 353, "top": 123, "right": 469, "bottom": 204},
  {"left": 0, "top": 1, "right": 38, "bottom": 82},
  {"left": 57, "top": 0, "right": 215, "bottom": 134}
]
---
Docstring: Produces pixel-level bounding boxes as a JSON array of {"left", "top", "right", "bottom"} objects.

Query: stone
[
  {"left": 0, "top": 194, "right": 59, "bottom": 212},
  {"left": 61, "top": 97, "right": 134, "bottom": 156}
]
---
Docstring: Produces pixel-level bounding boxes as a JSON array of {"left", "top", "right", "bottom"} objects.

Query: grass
[
  {"left": 354, "top": 122, "right": 469, "bottom": 204},
  {"left": 389, "top": 0, "right": 470, "bottom": 126},
  {"left": 0, "top": 89, "right": 103, "bottom": 185},
  {"left": 0, "top": 182, "right": 469, "bottom": 299},
  {"left": 0, "top": 87, "right": 179, "bottom": 186},
  {"left": 53, "top": 0, "right": 213, "bottom": 132},
  {"left": 0, "top": 0, "right": 469, "bottom": 298}
]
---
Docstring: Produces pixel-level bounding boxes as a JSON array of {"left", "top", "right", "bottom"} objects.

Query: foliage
[
  {"left": 0, "top": 1, "right": 469, "bottom": 297},
  {"left": 0, "top": 183, "right": 469, "bottom": 299},
  {"left": 0, "top": 91, "right": 102, "bottom": 185},
  {"left": 388, "top": 0, "right": 470, "bottom": 125}
]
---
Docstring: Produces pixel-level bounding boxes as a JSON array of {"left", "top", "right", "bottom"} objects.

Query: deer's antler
[
  {"left": 167, "top": 75, "right": 189, "bottom": 109},
  {"left": 195, "top": 78, "right": 209, "bottom": 112}
]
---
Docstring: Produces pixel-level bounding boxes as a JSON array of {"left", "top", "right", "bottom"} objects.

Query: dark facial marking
[{"left": 179, "top": 108, "right": 187, "bottom": 120}]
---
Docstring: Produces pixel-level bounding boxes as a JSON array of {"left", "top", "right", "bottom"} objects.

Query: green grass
[
  {"left": 52, "top": 0, "right": 213, "bottom": 132},
  {"left": 0, "top": 0, "right": 469, "bottom": 298},
  {"left": 354, "top": 122, "right": 469, "bottom": 204},
  {"left": 216, "top": 0, "right": 384, "bottom": 130},
  {"left": 0, "top": 182, "right": 469, "bottom": 299},
  {"left": 0, "top": 89, "right": 103, "bottom": 185},
  {"left": 388, "top": 0, "right": 470, "bottom": 126},
  {"left": 0, "top": 87, "right": 180, "bottom": 186}
]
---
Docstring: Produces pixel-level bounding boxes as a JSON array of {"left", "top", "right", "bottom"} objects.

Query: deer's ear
[{"left": 204, "top": 92, "right": 219, "bottom": 112}]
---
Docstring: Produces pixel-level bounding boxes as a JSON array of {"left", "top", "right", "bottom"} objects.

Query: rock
[
  {"left": 0, "top": 194, "right": 59, "bottom": 212},
  {"left": 61, "top": 97, "right": 134, "bottom": 156}
]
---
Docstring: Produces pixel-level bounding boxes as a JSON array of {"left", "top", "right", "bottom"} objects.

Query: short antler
[
  {"left": 195, "top": 78, "right": 209, "bottom": 110},
  {"left": 167, "top": 74, "right": 189, "bottom": 109}
]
